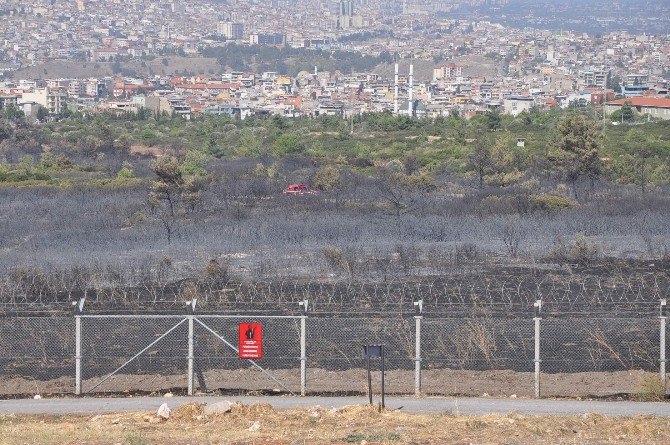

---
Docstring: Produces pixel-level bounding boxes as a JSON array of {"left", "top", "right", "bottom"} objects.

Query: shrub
[
  {"left": 116, "top": 166, "right": 135, "bottom": 179},
  {"left": 549, "top": 233, "right": 600, "bottom": 263},
  {"left": 204, "top": 258, "right": 228, "bottom": 282},
  {"left": 634, "top": 374, "right": 665, "bottom": 401},
  {"left": 477, "top": 194, "right": 528, "bottom": 215},
  {"left": 128, "top": 211, "right": 147, "bottom": 226},
  {"left": 455, "top": 243, "right": 479, "bottom": 263},
  {"left": 272, "top": 133, "right": 305, "bottom": 156},
  {"left": 529, "top": 194, "right": 578, "bottom": 212},
  {"left": 322, "top": 246, "right": 352, "bottom": 278},
  {"left": 313, "top": 166, "right": 341, "bottom": 191},
  {"left": 569, "top": 233, "right": 600, "bottom": 262}
]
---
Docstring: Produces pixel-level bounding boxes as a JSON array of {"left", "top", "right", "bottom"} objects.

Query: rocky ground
[{"left": 1, "top": 401, "right": 669, "bottom": 444}]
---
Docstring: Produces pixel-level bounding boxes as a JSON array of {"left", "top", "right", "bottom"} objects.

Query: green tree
[
  {"left": 272, "top": 133, "right": 305, "bottom": 156},
  {"left": 606, "top": 74, "right": 622, "bottom": 93},
  {"left": 610, "top": 101, "right": 634, "bottom": 122},
  {"left": 484, "top": 110, "right": 502, "bottom": 131},
  {"left": 3, "top": 105, "right": 25, "bottom": 121},
  {"left": 313, "top": 166, "right": 341, "bottom": 191},
  {"left": 36, "top": 106, "right": 49, "bottom": 122},
  {"left": 485, "top": 136, "right": 524, "bottom": 187},
  {"left": 148, "top": 156, "right": 206, "bottom": 243},
  {"left": 467, "top": 135, "right": 493, "bottom": 189},
  {"left": 554, "top": 115, "right": 602, "bottom": 198},
  {"left": 181, "top": 151, "right": 208, "bottom": 177},
  {"left": 624, "top": 129, "right": 654, "bottom": 192}
]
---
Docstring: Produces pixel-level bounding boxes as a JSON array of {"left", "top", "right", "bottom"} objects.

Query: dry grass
[
  {"left": 0, "top": 403, "right": 669, "bottom": 445},
  {"left": 635, "top": 375, "right": 667, "bottom": 402}
]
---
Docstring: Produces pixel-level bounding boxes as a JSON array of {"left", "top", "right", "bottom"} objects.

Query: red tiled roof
[
  {"left": 113, "top": 83, "right": 150, "bottom": 90},
  {"left": 176, "top": 83, "right": 240, "bottom": 90},
  {"left": 607, "top": 97, "right": 670, "bottom": 108}
]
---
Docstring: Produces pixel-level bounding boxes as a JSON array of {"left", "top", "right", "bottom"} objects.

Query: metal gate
[{"left": 77, "top": 314, "right": 305, "bottom": 395}]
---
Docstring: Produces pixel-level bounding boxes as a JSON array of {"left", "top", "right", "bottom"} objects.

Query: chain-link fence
[
  {"left": 0, "top": 308, "right": 667, "bottom": 398},
  {"left": 81, "top": 315, "right": 189, "bottom": 394},
  {"left": 194, "top": 315, "right": 303, "bottom": 394},
  {"left": 306, "top": 317, "right": 415, "bottom": 395},
  {"left": 0, "top": 317, "right": 75, "bottom": 395}
]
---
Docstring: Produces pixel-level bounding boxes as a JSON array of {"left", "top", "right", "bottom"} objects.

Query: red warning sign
[{"left": 239, "top": 323, "right": 263, "bottom": 359}]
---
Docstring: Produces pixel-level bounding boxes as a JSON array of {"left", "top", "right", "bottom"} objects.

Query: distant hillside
[
  {"left": 10, "top": 56, "right": 221, "bottom": 80},
  {"left": 374, "top": 55, "right": 499, "bottom": 83},
  {"left": 203, "top": 44, "right": 392, "bottom": 77},
  {"left": 373, "top": 60, "right": 435, "bottom": 83},
  {"left": 451, "top": 55, "right": 500, "bottom": 79}
]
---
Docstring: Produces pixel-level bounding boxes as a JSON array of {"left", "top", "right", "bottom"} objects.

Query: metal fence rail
[{"left": 0, "top": 299, "right": 667, "bottom": 398}]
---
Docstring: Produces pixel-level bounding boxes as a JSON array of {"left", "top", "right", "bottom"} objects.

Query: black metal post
[
  {"left": 380, "top": 345, "right": 385, "bottom": 409},
  {"left": 367, "top": 353, "right": 373, "bottom": 405}
]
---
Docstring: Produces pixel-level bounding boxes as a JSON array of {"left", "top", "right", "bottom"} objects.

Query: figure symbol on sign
[
  {"left": 245, "top": 326, "right": 255, "bottom": 340},
  {"left": 239, "top": 323, "right": 263, "bottom": 359}
]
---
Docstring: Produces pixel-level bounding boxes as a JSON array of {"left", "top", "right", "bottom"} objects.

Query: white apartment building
[
  {"left": 19, "top": 88, "right": 67, "bottom": 114},
  {"left": 217, "top": 22, "right": 244, "bottom": 40}
]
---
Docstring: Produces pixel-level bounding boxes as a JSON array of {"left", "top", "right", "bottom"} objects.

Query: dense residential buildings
[{"left": 0, "top": 0, "right": 668, "bottom": 120}]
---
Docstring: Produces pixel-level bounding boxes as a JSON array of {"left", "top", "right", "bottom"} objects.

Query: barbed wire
[{"left": 0, "top": 271, "right": 667, "bottom": 315}]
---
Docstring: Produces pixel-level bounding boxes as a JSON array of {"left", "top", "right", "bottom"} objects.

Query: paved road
[{"left": 0, "top": 396, "right": 668, "bottom": 417}]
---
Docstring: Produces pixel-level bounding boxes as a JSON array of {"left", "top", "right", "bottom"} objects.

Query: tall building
[
  {"left": 341, "top": 0, "right": 355, "bottom": 16},
  {"left": 249, "top": 33, "right": 286, "bottom": 46},
  {"left": 579, "top": 67, "right": 608, "bottom": 88},
  {"left": 433, "top": 64, "right": 463, "bottom": 81},
  {"left": 332, "top": 0, "right": 362, "bottom": 29},
  {"left": 19, "top": 88, "right": 67, "bottom": 115},
  {"left": 217, "top": 21, "right": 244, "bottom": 40},
  {"left": 329, "top": 0, "right": 354, "bottom": 16}
]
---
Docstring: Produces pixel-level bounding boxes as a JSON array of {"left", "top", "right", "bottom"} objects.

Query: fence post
[
  {"left": 533, "top": 300, "right": 542, "bottom": 399},
  {"left": 661, "top": 299, "right": 667, "bottom": 392},
  {"left": 74, "top": 298, "right": 85, "bottom": 396},
  {"left": 188, "top": 315, "right": 194, "bottom": 395},
  {"left": 414, "top": 299, "right": 423, "bottom": 396},
  {"left": 299, "top": 299, "right": 308, "bottom": 396},
  {"left": 187, "top": 299, "right": 197, "bottom": 396},
  {"left": 75, "top": 315, "right": 82, "bottom": 395}
]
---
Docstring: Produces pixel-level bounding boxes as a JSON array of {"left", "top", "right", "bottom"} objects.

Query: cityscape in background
[{"left": 0, "top": 0, "right": 669, "bottom": 122}]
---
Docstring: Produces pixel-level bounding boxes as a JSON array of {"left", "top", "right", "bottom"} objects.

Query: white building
[
  {"left": 605, "top": 98, "right": 670, "bottom": 120},
  {"left": 217, "top": 22, "right": 244, "bottom": 40},
  {"left": 19, "top": 88, "right": 67, "bottom": 114},
  {"left": 503, "top": 96, "right": 534, "bottom": 116}
]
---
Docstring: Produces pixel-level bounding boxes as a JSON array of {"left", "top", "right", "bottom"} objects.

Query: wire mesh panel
[
  {"left": 541, "top": 317, "right": 659, "bottom": 397},
  {"left": 306, "top": 317, "right": 415, "bottom": 394},
  {"left": 665, "top": 316, "right": 669, "bottom": 391},
  {"left": 0, "top": 317, "right": 74, "bottom": 395},
  {"left": 421, "top": 318, "right": 534, "bottom": 396},
  {"left": 194, "top": 316, "right": 302, "bottom": 394},
  {"left": 81, "top": 316, "right": 188, "bottom": 394},
  {"left": 0, "top": 313, "right": 666, "bottom": 398}
]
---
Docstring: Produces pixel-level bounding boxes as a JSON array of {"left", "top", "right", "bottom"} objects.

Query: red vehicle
[{"left": 282, "top": 184, "right": 318, "bottom": 196}]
